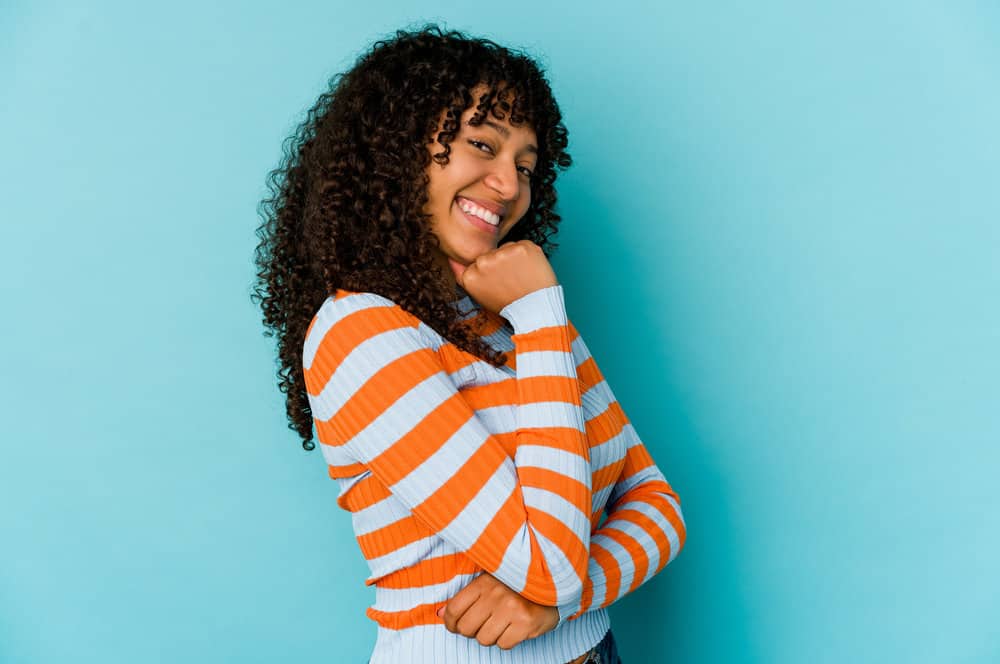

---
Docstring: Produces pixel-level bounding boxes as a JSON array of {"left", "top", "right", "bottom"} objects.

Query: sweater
[{"left": 302, "top": 284, "right": 686, "bottom": 663}]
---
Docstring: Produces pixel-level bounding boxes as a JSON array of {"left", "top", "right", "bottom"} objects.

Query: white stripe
[
  {"left": 591, "top": 483, "right": 614, "bottom": 511},
  {"left": 310, "top": 325, "right": 430, "bottom": 421},
  {"left": 352, "top": 493, "right": 412, "bottom": 537},
  {"left": 373, "top": 572, "right": 479, "bottom": 612},
  {"left": 469, "top": 404, "right": 515, "bottom": 432},
  {"left": 343, "top": 369, "right": 455, "bottom": 461},
  {"left": 364, "top": 534, "right": 440, "bottom": 581},
  {"left": 389, "top": 417, "right": 486, "bottom": 507},
  {"left": 515, "top": 349, "right": 575, "bottom": 377},
  {"left": 515, "top": 445, "right": 589, "bottom": 477},
  {"left": 303, "top": 293, "right": 385, "bottom": 370},
  {"left": 492, "top": 526, "right": 582, "bottom": 601},
  {"left": 590, "top": 532, "right": 635, "bottom": 603},
  {"left": 318, "top": 437, "right": 359, "bottom": 466},
  {"left": 435, "top": 460, "right": 517, "bottom": 551},
  {"left": 518, "top": 401, "right": 586, "bottom": 432},
  {"left": 521, "top": 486, "right": 589, "bottom": 538},
  {"left": 608, "top": 461, "right": 666, "bottom": 506},
  {"left": 602, "top": 518, "right": 661, "bottom": 585},
  {"left": 495, "top": 532, "right": 529, "bottom": 594},
  {"left": 664, "top": 493, "right": 686, "bottom": 530},
  {"left": 533, "top": 530, "right": 584, "bottom": 604},
  {"left": 590, "top": 428, "right": 630, "bottom": 469},
  {"left": 584, "top": 554, "right": 609, "bottom": 609},
  {"left": 617, "top": 499, "right": 682, "bottom": 566}
]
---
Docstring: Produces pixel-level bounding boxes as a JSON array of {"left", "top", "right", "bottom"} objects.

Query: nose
[{"left": 482, "top": 159, "right": 519, "bottom": 202}]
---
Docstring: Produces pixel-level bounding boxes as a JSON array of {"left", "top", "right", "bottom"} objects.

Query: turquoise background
[{"left": 2, "top": 1, "right": 997, "bottom": 662}]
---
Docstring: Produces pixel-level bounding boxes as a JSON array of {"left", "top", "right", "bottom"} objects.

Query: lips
[{"left": 454, "top": 198, "right": 499, "bottom": 234}]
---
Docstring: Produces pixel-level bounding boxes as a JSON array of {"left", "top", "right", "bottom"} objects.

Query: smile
[{"left": 456, "top": 196, "right": 501, "bottom": 227}]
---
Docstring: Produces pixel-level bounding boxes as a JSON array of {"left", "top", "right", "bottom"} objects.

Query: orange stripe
[
  {"left": 583, "top": 403, "right": 628, "bottom": 447},
  {"left": 602, "top": 525, "right": 650, "bottom": 595},
  {"left": 461, "top": 377, "right": 516, "bottom": 408},
  {"left": 365, "top": 391, "right": 471, "bottom": 486},
  {"left": 614, "top": 481, "right": 687, "bottom": 557},
  {"left": 467, "top": 489, "right": 522, "bottom": 572},
  {"left": 304, "top": 303, "right": 418, "bottom": 396},
  {"left": 615, "top": 507, "right": 675, "bottom": 574},
  {"left": 356, "top": 514, "right": 436, "bottom": 559},
  {"left": 590, "top": 541, "right": 620, "bottom": 606},
  {"left": 374, "top": 553, "right": 481, "bottom": 588},
  {"left": 327, "top": 462, "right": 366, "bottom": 479},
  {"left": 366, "top": 602, "right": 444, "bottom": 629},
  {"left": 513, "top": 325, "right": 572, "bottom": 353},
  {"left": 515, "top": 433, "right": 590, "bottom": 467},
  {"left": 436, "top": 341, "right": 484, "bottom": 372},
  {"left": 517, "top": 466, "right": 590, "bottom": 515},
  {"left": 518, "top": 375, "right": 582, "bottom": 406},
  {"left": 409, "top": 444, "right": 508, "bottom": 529},
  {"left": 592, "top": 460, "right": 626, "bottom": 494},
  {"left": 576, "top": 356, "right": 602, "bottom": 392},
  {"left": 337, "top": 473, "right": 391, "bottom": 512},
  {"left": 316, "top": 346, "right": 439, "bottom": 445},
  {"left": 525, "top": 509, "right": 589, "bottom": 582},
  {"left": 519, "top": 528, "right": 558, "bottom": 604},
  {"left": 566, "top": 320, "right": 582, "bottom": 344}
]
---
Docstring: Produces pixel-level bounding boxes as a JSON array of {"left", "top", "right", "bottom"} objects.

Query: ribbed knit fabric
[{"left": 303, "top": 284, "right": 686, "bottom": 663}]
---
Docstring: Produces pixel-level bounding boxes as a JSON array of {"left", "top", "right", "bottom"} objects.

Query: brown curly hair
[{"left": 253, "top": 24, "right": 572, "bottom": 451}]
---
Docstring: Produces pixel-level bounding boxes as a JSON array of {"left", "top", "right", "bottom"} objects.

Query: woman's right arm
[{"left": 302, "top": 285, "right": 592, "bottom": 607}]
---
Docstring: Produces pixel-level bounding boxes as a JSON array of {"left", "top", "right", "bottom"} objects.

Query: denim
[{"left": 579, "top": 628, "right": 622, "bottom": 664}]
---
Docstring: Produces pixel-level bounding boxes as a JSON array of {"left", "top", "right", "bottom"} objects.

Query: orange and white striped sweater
[{"left": 303, "top": 284, "right": 686, "bottom": 663}]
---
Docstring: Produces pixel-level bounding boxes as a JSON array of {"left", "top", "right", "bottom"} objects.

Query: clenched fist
[
  {"left": 437, "top": 572, "right": 560, "bottom": 650},
  {"left": 449, "top": 240, "right": 559, "bottom": 315}
]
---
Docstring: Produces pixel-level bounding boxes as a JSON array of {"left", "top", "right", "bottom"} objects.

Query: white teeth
[{"left": 457, "top": 198, "right": 500, "bottom": 226}]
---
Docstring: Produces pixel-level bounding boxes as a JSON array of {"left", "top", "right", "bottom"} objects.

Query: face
[{"left": 424, "top": 89, "right": 539, "bottom": 285}]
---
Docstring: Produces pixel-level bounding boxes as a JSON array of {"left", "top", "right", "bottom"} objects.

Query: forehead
[{"left": 459, "top": 96, "right": 538, "bottom": 144}]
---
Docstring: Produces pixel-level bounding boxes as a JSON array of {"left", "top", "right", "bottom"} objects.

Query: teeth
[{"left": 457, "top": 198, "right": 500, "bottom": 226}]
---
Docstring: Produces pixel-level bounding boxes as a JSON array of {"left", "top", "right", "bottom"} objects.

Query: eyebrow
[{"left": 473, "top": 119, "right": 538, "bottom": 155}]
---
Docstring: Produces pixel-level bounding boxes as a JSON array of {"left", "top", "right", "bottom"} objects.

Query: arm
[
  {"left": 303, "top": 285, "right": 592, "bottom": 606},
  {"left": 556, "top": 320, "right": 687, "bottom": 622},
  {"left": 442, "top": 319, "right": 687, "bottom": 636}
]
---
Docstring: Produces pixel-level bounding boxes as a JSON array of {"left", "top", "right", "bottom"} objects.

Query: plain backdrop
[{"left": 2, "top": 1, "right": 998, "bottom": 662}]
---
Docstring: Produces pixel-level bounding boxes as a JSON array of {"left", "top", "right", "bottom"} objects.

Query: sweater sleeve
[
  {"left": 303, "top": 285, "right": 591, "bottom": 607},
  {"left": 556, "top": 321, "right": 687, "bottom": 623}
]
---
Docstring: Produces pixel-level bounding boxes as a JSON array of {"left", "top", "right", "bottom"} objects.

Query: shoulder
[{"left": 302, "top": 289, "right": 436, "bottom": 371}]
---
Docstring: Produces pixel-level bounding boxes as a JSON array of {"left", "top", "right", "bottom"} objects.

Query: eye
[
  {"left": 517, "top": 165, "right": 535, "bottom": 178},
  {"left": 468, "top": 139, "right": 494, "bottom": 154}
]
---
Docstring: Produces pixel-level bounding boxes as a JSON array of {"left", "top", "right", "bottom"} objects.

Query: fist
[
  {"left": 450, "top": 240, "right": 558, "bottom": 315},
  {"left": 438, "top": 573, "right": 560, "bottom": 650}
]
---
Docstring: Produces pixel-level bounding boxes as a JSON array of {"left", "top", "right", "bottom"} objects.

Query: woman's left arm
[
  {"left": 553, "top": 320, "right": 687, "bottom": 622},
  {"left": 443, "top": 320, "right": 687, "bottom": 637}
]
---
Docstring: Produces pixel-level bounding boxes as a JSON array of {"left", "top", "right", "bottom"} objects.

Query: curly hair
[{"left": 253, "top": 24, "right": 572, "bottom": 451}]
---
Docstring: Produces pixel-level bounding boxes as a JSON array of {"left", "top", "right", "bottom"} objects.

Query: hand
[
  {"left": 437, "top": 573, "right": 560, "bottom": 650},
  {"left": 449, "top": 240, "right": 559, "bottom": 315}
]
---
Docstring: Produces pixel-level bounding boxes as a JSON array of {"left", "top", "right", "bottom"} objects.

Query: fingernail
[{"left": 436, "top": 606, "right": 444, "bottom": 617}]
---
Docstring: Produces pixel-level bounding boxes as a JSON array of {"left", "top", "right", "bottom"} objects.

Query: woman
[{"left": 253, "top": 24, "right": 686, "bottom": 664}]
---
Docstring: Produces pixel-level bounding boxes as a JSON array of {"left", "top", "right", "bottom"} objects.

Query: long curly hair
[{"left": 253, "top": 24, "right": 572, "bottom": 451}]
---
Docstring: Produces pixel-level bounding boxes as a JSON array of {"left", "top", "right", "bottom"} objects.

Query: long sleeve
[
  {"left": 303, "top": 285, "right": 592, "bottom": 607},
  {"left": 557, "top": 321, "right": 687, "bottom": 622}
]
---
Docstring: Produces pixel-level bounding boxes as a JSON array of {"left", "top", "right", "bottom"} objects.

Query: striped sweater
[{"left": 303, "top": 284, "right": 686, "bottom": 663}]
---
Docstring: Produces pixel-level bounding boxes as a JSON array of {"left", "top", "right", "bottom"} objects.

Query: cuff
[
  {"left": 556, "top": 594, "right": 584, "bottom": 627},
  {"left": 498, "top": 285, "right": 567, "bottom": 333}
]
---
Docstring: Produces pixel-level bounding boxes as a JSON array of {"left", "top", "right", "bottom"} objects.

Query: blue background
[{"left": 2, "top": 1, "right": 998, "bottom": 662}]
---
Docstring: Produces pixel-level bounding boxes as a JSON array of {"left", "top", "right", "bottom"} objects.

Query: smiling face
[{"left": 424, "top": 89, "right": 539, "bottom": 289}]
